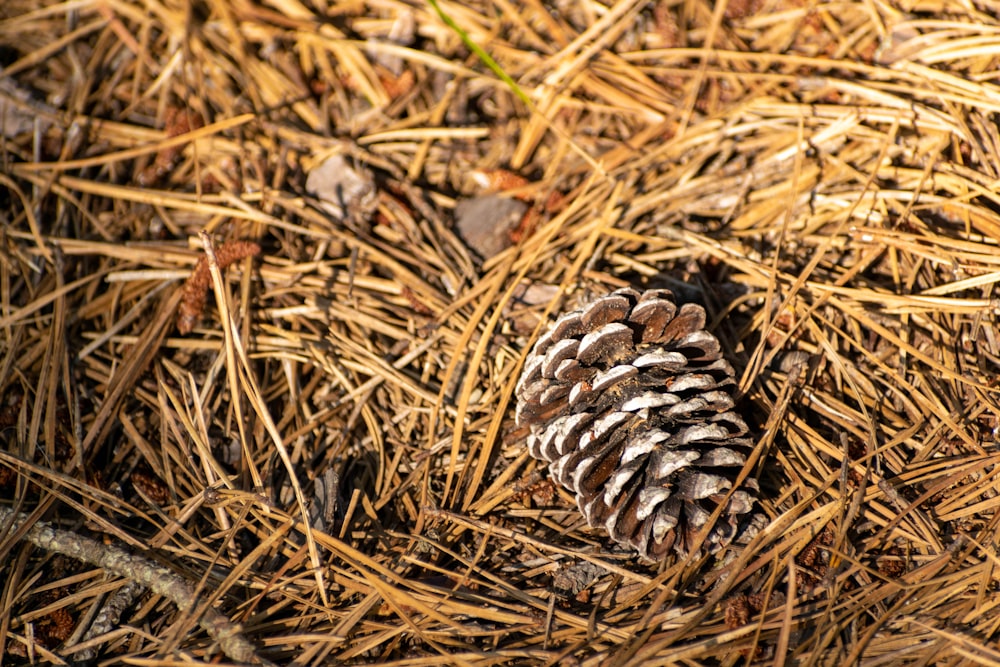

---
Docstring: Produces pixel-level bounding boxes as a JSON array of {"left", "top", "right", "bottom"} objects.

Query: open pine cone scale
[{"left": 515, "top": 287, "right": 760, "bottom": 560}]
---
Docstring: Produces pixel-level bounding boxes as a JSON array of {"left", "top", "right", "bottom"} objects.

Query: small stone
[
  {"left": 454, "top": 195, "right": 528, "bottom": 263},
  {"left": 306, "top": 154, "right": 377, "bottom": 223}
]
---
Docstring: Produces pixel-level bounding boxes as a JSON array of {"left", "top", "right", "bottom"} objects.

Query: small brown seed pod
[{"left": 515, "top": 287, "right": 758, "bottom": 560}]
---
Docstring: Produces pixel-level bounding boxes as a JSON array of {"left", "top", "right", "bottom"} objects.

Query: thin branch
[{"left": 0, "top": 507, "right": 273, "bottom": 666}]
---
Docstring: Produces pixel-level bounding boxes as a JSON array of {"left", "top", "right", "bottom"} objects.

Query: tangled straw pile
[{"left": 3, "top": 0, "right": 1000, "bottom": 663}]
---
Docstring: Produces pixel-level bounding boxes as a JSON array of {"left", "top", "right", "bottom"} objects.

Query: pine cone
[{"left": 515, "top": 287, "right": 758, "bottom": 560}]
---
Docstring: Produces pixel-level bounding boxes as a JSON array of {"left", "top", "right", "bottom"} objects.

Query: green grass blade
[{"left": 426, "top": 0, "right": 531, "bottom": 107}]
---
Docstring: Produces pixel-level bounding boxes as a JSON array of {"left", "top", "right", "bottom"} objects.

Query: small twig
[
  {"left": 0, "top": 506, "right": 272, "bottom": 665},
  {"left": 70, "top": 579, "right": 145, "bottom": 664}
]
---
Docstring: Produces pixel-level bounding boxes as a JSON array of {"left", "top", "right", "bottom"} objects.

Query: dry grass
[{"left": 3, "top": 0, "right": 1000, "bottom": 664}]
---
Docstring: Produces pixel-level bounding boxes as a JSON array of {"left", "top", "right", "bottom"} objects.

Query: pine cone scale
[
  {"left": 541, "top": 339, "right": 580, "bottom": 377},
  {"left": 577, "top": 323, "right": 634, "bottom": 365}
]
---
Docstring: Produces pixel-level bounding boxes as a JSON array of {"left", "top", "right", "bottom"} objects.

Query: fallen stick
[{"left": 0, "top": 506, "right": 273, "bottom": 665}]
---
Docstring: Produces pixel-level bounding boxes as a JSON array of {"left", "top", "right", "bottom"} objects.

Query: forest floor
[{"left": 3, "top": 0, "right": 1000, "bottom": 664}]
